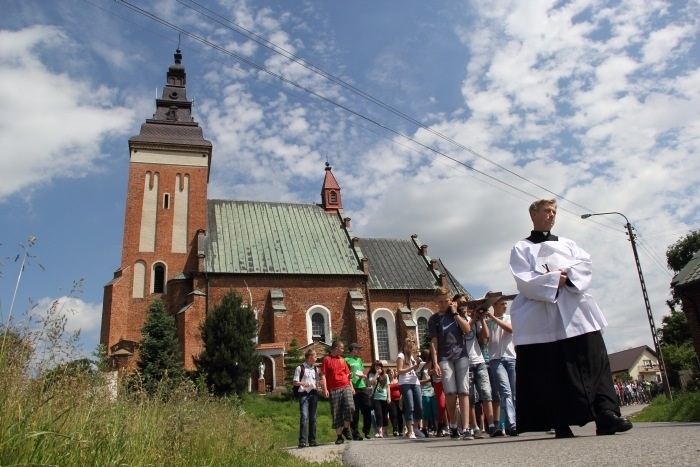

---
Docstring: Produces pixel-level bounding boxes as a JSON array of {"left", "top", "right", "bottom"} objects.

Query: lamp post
[{"left": 581, "top": 212, "right": 672, "bottom": 400}]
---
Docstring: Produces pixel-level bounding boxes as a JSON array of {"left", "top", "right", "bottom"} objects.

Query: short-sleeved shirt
[
  {"left": 368, "top": 372, "right": 389, "bottom": 401},
  {"left": 465, "top": 321, "right": 485, "bottom": 365},
  {"left": 345, "top": 355, "right": 367, "bottom": 389},
  {"left": 321, "top": 354, "right": 351, "bottom": 391},
  {"left": 428, "top": 312, "right": 468, "bottom": 361},
  {"left": 419, "top": 368, "right": 435, "bottom": 397},
  {"left": 293, "top": 362, "right": 319, "bottom": 394}
]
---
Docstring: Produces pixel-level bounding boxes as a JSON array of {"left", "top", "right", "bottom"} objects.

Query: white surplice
[{"left": 509, "top": 236, "right": 608, "bottom": 346}]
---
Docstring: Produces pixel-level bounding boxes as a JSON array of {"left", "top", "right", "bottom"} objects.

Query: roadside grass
[
  {"left": 631, "top": 391, "right": 700, "bottom": 423},
  {"left": 0, "top": 354, "right": 340, "bottom": 466},
  {"left": 242, "top": 393, "right": 337, "bottom": 447}
]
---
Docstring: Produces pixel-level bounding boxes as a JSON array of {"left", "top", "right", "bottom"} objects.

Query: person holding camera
[
  {"left": 460, "top": 297, "right": 499, "bottom": 438},
  {"left": 429, "top": 286, "right": 472, "bottom": 440}
]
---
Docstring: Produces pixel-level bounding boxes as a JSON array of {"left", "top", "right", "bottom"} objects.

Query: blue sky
[{"left": 1, "top": 0, "right": 698, "bottom": 363}]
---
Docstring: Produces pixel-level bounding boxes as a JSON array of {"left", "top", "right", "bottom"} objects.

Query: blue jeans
[
  {"left": 490, "top": 358, "right": 516, "bottom": 429},
  {"left": 298, "top": 390, "right": 318, "bottom": 444},
  {"left": 399, "top": 384, "right": 423, "bottom": 425}
]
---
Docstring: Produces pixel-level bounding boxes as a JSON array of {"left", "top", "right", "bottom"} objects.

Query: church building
[{"left": 100, "top": 49, "right": 471, "bottom": 392}]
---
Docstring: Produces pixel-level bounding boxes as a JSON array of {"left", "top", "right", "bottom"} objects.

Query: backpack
[{"left": 293, "top": 365, "right": 318, "bottom": 398}]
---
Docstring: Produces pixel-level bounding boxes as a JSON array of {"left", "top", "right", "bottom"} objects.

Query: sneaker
[
  {"left": 352, "top": 433, "right": 364, "bottom": 441},
  {"left": 462, "top": 430, "right": 475, "bottom": 440},
  {"left": 505, "top": 427, "right": 519, "bottom": 437},
  {"left": 473, "top": 428, "right": 485, "bottom": 439},
  {"left": 342, "top": 428, "right": 352, "bottom": 440},
  {"left": 393, "top": 431, "right": 399, "bottom": 437},
  {"left": 546, "top": 428, "right": 556, "bottom": 435},
  {"left": 489, "top": 426, "right": 504, "bottom": 437},
  {"left": 436, "top": 429, "right": 446, "bottom": 438},
  {"left": 375, "top": 433, "right": 381, "bottom": 438},
  {"left": 364, "top": 432, "right": 371, "bottom": 440},
  {"left": 309, "top": 441, "right": 318, "bottom": 447},
  {"left": 298, "top": 443, "right": 307, "bottom": 448},
  {"left": 450, "top": 427, "right": 460, "bottom": 439},
  {"left": 416, "top": 429, "right": 426, "bottom": 438},
  {"left": 408, "top": 431, "right": 417, "bottom": 439},
  {"left": 335, "top": 435, "right": 344, "bottom": 445}
]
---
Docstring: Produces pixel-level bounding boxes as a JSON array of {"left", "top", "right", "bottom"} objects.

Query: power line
[{"left": 113, "top": 0, "right": 616, "bottom": 221}]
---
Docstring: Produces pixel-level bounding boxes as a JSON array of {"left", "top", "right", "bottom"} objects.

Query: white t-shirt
[
  {"left": 396, "top": 352, "right": 420, "bottom": 385},
  {"left": 487, "top": 314, "right": 516, "bottom": 359},
  {"left": 465, "top": 320, "right": 485, "bottom": 365},
  {"left": 293, "top": 362, "right": 319, "bottom": 394}
]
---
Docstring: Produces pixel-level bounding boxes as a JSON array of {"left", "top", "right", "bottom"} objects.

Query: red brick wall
[{"left": 102, "top": 155, "right": 209, "bottom": 359}]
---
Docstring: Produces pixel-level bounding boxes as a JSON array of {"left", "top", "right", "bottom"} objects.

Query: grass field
[{"left": 630, "top": 391, "right": 700, "bottom": 423}]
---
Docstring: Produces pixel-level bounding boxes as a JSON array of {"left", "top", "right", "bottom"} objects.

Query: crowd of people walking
[{"left": 293, "top": 198, "right": 637, "bottom": 448}]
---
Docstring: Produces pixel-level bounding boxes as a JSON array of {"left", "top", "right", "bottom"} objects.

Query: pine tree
[
  {"left": 196, "top": 290, "right": 258, "bottom": 396},
  {"left": 137, "top": 298, "right": 184, "bottom": 395}
]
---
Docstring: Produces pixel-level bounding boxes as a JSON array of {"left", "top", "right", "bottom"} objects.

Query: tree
[
  {"left": 665, "top": 230, "right": 700, "bottom": 311},
  {"left": 137, "top": 298, "right": 184, "bottom": 395},
  {"left": 196, "top": 290, "right": 258, "bottom": 396},
  {"left": 659, "top": 310, "right": 692, "bottom": 346},
  {"left": 666, "top": 230, "right": 700, "bottom": 273}
]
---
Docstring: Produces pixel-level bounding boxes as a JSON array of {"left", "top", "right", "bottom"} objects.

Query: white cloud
[{"left": 0, "top": 26, "right": 135, "bottom": 201}]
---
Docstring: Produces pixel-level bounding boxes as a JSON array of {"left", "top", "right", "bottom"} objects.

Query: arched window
[
  {"left": 306, "top": 306, "right": 332, "bottom": 345},
  {"left": 329, "top": 191, "right": 337, "bottom": 203},
  {"left": 376, "top": 317, "right": 390, "bottom": 360},
  {"left": 153, "top": 263, "right": 165, "bottom": 294},
  {"left": 417, "top": 316, "right": 429, "bottom": 350},
  {"left": 311, "top": 313, "right": 325, "bottom": 342}
]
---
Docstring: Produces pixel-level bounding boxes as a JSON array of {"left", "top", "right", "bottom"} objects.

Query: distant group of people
[
  {"left": 293, "top": 198, "right": 633, "bottom": 447},
  {"left": 615, "top": 379, "right": 654, "bottom": 406}
]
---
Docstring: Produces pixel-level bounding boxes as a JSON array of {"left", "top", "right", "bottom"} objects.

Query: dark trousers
[
  {"left": 351, "top": 388, "right": 372, "bottom": 436},
  {"left": 388, "top": 399, "right": 404, "bottom": 434},
  {"left": 298, "top": 390, "right": 318, "bottom": 444}
]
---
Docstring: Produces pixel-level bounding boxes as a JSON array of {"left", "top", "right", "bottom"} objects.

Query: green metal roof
[{"left": 205, "top": 200, "right": 364, "bottom": 275}]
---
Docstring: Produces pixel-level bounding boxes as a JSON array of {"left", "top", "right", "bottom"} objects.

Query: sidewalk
[{"left": 286, "top": 403, "right": 650, "bottom": 465}]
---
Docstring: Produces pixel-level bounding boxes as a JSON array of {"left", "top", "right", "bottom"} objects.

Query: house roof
[
  {"left": 671, "top": 249, "right": 700, "bottom": 289},
  {"left": 361, "top": 238, "right": 439, "bottom": 290},
  {"left": 608, "top": 345, "right": 657, "bottom": 373},
  {"left": 359, "top": 238, "right": 471, "bottom": 296},
  {"left": 204, "top": 200, "right": 364, "bottom": 275}
]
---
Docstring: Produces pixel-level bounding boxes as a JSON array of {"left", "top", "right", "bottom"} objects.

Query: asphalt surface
[{"left": 287, "top": 405, "right": 700, "bottom": 466}]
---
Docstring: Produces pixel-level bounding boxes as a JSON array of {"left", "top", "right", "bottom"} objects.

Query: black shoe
[
  {"left": 490, "top": 426, "right": 504, "bottom": 437},
  {"left": 554, "top": 427, "right": 574, "bottom": 438},
  {"left": 298, "top": 443, "right": 307, "bottom": 448},
  {"left": 309, "top": 441, "right": 318, "bottom": 447},
  {"left": 342, "top": 428, "right": 352, "bottom": 440},
  {"left": 450, "top": 427, "right": 460, "bottom": 439},
  {"left": 596, "top": 411, "right": 633, "bottom": 436},
  {"left": 364, "top": 432, "right": 371, "bottom": 440},
  {"left": 505, "top": 427, "right": 519, "bottom": 436},
  {"left": 352, "top": 432, "right": 364, "bottom": 441},
  {"left": 393, "top": 431, "right": 399, "bottom": 437},
  {"left": 335, "top": 435, "right": 344, "bottom": 445}
]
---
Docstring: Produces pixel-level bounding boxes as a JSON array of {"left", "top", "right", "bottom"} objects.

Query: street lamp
[{"left": 581, "top": 212, "right": 672, "bottom": 400}]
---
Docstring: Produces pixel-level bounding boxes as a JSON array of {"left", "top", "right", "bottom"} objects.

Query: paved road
[{"left": 288, "top": 406, "right": 700, "bottom": 466}]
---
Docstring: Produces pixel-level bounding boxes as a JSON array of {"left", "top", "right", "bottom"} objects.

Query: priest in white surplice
[{"left": 509, "top": 198, "right": 632, "bottom": 438}]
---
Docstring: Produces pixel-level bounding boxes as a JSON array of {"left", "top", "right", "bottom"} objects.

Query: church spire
[{"left": 321, "top": 162, "right": 342, "bottom": 211}]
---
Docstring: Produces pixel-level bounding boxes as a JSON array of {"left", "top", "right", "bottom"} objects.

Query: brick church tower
[{"left": 100, "top": 49, "right": 212, "bottom": 367}]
